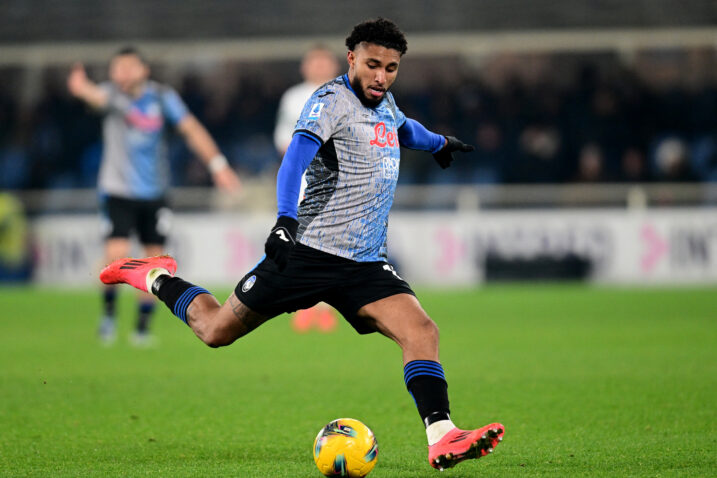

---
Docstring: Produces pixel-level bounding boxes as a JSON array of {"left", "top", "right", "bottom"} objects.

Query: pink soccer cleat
[
  {"left": 100, "top": 256, "right": 177, "bottom": 293},
  {"left": 428, "top": 423, "right": 504, "bottom": 470}
]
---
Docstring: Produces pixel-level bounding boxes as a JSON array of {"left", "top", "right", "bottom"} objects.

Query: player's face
[
  {"left": 302, "top": 49, "right": 339, "bottom": 85},
  {"left": 109, "top": 54, "right": 149, "bottom": 95},
  {"left": 347, "top": 42, "right": 401, "bottom": 107}
]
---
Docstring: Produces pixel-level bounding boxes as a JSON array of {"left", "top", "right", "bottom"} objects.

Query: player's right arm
[
  {"left": 264, "top": 133, "right": 321, "bottom": 270},
  {"left": 398, "top": 118, "right": 474, "bottom": 169},
  {"left": 66, "top": 63, "right": 109, "bottom": 109},
  {"left": 265, "top": 83, "right": 342, "bottom": 269}
]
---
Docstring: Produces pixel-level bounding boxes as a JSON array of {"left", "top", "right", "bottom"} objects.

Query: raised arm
[
  {"left": 176, "top": 115, "right": 241, "bottom": 193},
  {"left": 67, "top": 63, "right": 109, "bottom": 109}
]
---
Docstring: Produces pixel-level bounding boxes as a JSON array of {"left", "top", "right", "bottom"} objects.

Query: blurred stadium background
[{"left": 1, "top": 0, "right": 717, "bottom": 285}]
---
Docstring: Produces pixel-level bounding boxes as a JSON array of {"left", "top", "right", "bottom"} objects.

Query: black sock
[
  {"left": 136, "top": 301, "right": 155, "bottom": 333},
  {"left": 404, "top": 360, "right": 451, "bottom": 427},
  {"left": 103, "top": 287, "right": 117, "bottom": 317},
  {"left": 152, "top": 275, "right": 210, "bottom": 325}
]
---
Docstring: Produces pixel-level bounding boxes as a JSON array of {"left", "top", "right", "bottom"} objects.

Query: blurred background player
[
  {"left": 67, "top": 46, "right": 241, "bottom": 345},
  {"left": 274, "top": 46, "right": 340, "bottom": 155},
  {"left": 273, "top": 45, "right": 340, "bottom": 333}
]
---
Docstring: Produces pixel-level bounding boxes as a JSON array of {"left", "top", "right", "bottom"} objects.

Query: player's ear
[{"left": 347, "top": 50, "right": 355, "bottom": 68}]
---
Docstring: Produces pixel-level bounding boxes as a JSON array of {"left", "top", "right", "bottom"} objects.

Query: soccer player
[
  {"left": 273, "top": 45, "right": 341, "bottom": 333},
  {"left": 274, "top": 45, "right": 340, "bottom": 155},
  {"left": 101, "top": 20, "right": 504, "bottom": 469},
  {"left": 67, "top": 47, "right": 240, "bottom": 345}
]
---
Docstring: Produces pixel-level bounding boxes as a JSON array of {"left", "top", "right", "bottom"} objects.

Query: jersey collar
[{"left": 342, "top": 73, "right": 357, "bottom": 97}]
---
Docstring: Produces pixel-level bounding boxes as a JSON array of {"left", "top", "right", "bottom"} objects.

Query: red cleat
[
  {"left": 428, "top": 423, "right": 505, "bottom": 470},
  {"left": 99, "top": 256, "right": 177, "bottom": 293}
]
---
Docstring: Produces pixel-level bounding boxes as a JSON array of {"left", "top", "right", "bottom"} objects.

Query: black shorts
[
  {"left": 101, "top": 195, "right": 171, "bottom": 245},
  {"left": 235, "top": 243, "right": 415, "bottom": 334}
]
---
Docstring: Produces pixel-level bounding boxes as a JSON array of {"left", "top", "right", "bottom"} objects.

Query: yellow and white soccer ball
[{"left": 313, "top": 418, "right": 378, "bottom": 477}]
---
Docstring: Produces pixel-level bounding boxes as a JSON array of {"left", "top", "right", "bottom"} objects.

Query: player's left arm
[
  {"left": 398, "top": 118, "right": 474, "bottom": 169},
  {"left": 176, "top": 115, "right": 241, "bottom": 193}
]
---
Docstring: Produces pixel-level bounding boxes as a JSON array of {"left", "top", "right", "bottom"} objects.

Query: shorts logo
[
  {"left": 383, "top": 264, "right": 403, "bottom": 280},
  {"left": 242, "top": 275, "right": 257, "bottom": 292},
  {"left": 308, "top": 102, "right": 324, "bottom": 119}
]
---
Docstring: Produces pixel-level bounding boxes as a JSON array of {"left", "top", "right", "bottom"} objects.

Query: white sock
[
  {"left": 426, "top": 419, "right": 456, "bottom": 446},
  {"left": 146, "top": 267, "right": 170, "bottom": 294}
]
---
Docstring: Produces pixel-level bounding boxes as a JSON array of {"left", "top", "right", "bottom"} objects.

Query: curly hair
[{"left": 345, "top": 18, "right": 407, "bottom": 56}]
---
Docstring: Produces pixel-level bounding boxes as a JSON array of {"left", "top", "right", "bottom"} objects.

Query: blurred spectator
[
  {"left": 619, "top": 147, "right": 650, "bottom": 183},
  {"left": 574, "top": 143, "right": 607, "bottom": 182},
  {"left": 652, "top": 137, "right": 697, "bottom": 182},
  {"left": 691, "top": 135, "right": 717, "bottom": 182}
]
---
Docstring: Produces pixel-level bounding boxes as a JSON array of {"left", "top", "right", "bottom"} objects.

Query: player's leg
[
  {"left": 101, "top": 256, "right": 269, "bottom": 347},
  {"left": 131, "top": 199, "right": 171, "bottom": 344},
  {"left": 357, "top": 293, "right": 504, "bottom": 470},
  {"left": 182, "top": 292, "right": 268, "bottom": 347},
  {"left": 99, "top": 237, "right": 132, "bottom": 343},
  {"left": 128, "top": 243, "right": 163, "bottom": 345},
  {"left": 98, "top": 195, "right": 136, "bottom": 343}
]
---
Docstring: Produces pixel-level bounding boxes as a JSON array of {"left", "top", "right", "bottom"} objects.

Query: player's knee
[
  {"left": 420, "top": 316, "right": 440, "bottom": 342},
  {"left": 202, "top": 328, "right": 235, "bottom": 348},
  {"left": 196, "top": 318, "right": 237, "bottom": 348},
  {"left": 404, "top": 315, "right": 439, "bottom": 345}
]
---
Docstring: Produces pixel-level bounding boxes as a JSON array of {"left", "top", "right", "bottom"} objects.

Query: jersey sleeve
[
  {"left": 293, "top": 87, "right": 345, "bottom": 144},
  {"left": 159, "top": 86, "right": 190, "bottom": 125},
  {"left": 99, "top": 82, "right": 128, "bottom": 114},
  {"left": 398, "top": 118, "right": 445, "bottom": 153}
]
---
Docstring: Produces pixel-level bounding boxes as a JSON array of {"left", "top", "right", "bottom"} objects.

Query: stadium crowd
[{"left": 1, "top": 48, "right": 716, "bottom": 190}]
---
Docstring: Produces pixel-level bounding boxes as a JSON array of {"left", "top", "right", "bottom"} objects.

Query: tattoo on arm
[{"left": 228, "top": 294, "right": 267, "bottom": 333}]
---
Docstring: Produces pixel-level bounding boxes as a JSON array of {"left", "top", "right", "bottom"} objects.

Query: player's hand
[
  {"left": 67, "top": 63, "right": 89, "bottom": 97},
  {"left": 432, "top": 136, "right": 475, "bottom": 169},
  {"left": 264, "top": 216, "right": 299, "bottom": 271}
]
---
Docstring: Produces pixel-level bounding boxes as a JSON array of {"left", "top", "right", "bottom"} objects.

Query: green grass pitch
[{"left": 1, "top": 285, "right": 715, "bottom": 477}]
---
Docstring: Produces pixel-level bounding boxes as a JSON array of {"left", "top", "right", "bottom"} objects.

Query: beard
[{"left": 349, "top": 76, "right": 384, "bottom": 108}]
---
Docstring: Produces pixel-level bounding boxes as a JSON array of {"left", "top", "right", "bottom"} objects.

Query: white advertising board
[{"left": 31, "top": 209, "right": 717, "bottom": 286}]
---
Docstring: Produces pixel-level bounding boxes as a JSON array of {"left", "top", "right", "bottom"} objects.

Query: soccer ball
[{"left": 313, "top": 418, "right": 378, "bottom": 477}]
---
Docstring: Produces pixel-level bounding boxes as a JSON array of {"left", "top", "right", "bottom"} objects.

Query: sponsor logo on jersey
[
  {"left": 370, "top": 122, "right": 398, "bottom": 148},
  {"left": 242, "top": 275, "right": 257, "bottom": 292},
  {"left": 126, "top": 106, "right": 163, "bottom": 132},
  {"left": 308, "top": 102, "right": 324, "bottom": 119}
]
